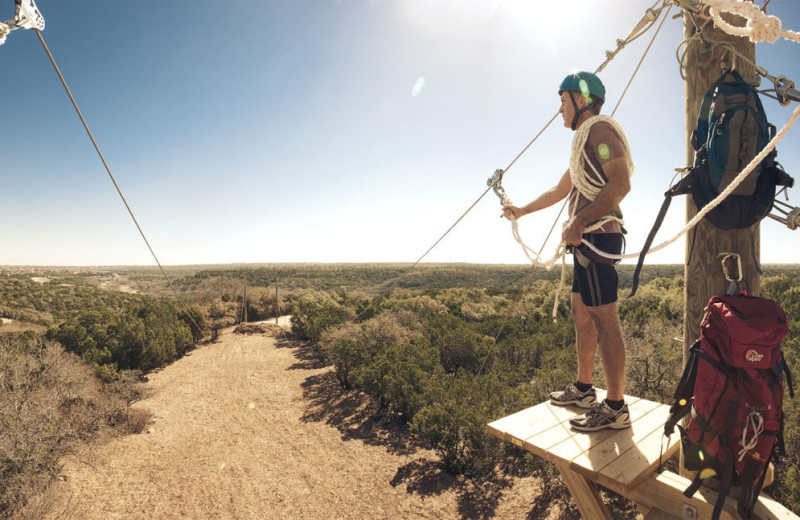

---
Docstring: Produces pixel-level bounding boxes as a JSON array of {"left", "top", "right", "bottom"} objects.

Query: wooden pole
[
  {"left": 682, "top": 5, "right": 758, "bottom": 470},
  {"left": 242, "top": 282, "right": 248, "bottom": 324},
  {"left": 275, "top": 281, "right": 279, "bottom": 325}
]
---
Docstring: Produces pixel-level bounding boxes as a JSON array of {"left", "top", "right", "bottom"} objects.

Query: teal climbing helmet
[{"left": 558, "top": 71, "right": 605, "bottom": 103}]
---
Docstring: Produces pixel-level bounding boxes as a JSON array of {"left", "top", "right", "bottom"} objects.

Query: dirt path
[{"left": 53, "top": 324, "right": 547, "bottom": 519}]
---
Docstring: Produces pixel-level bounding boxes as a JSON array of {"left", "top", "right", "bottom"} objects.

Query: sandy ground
[{"left": 51, "top": 321, "right": 552, "bottom": 520}]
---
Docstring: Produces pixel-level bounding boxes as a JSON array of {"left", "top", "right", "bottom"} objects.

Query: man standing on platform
[{"left": 502, "top": 71, "right": 633, "bottom": 432}]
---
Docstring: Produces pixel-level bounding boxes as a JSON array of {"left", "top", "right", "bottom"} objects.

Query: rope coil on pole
[{"left": 702, "top": 0, "right": 800, "bottom": 44}]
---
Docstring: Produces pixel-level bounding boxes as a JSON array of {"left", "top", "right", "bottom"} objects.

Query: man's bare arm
[{"left": 503, "top": 169, "right": 572, "bottom": 220}]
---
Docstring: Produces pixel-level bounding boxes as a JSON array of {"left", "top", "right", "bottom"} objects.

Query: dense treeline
[
  {"left": 0, "top": 276, "right": 144, "bottom": 325},
  {"left": 191, "top": 263, "right": 688, "bottom": 295},
  {"left": 47, "top": 301, "right": 205, "bottom": 380},
  {"left": 762, "top": 274, "right": 800, "bottom": 513}
]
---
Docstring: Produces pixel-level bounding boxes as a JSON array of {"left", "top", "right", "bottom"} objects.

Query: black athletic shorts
[{"left": 571, "top": 233, "right": 624, "bottom": 307}]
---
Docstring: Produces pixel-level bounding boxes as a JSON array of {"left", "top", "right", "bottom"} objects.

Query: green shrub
[
  {"left": 289, "top": 291, "right": 355, "bottom": 346},
  {"left": 411, "top": 371, "right": 533, "bottom": 476},
  {"left": 354, "top": 341, "right": 440, "bottom": 420},
  {"left": 47, "top": 300, "right": 194, "bottom": 374},
  {"left": 319, "top": 322, "right": 365, "bottom": 388}
]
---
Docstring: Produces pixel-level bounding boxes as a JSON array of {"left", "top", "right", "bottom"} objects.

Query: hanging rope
[{"left": 33, "top": 29, "right": 205, "bottom": 336}]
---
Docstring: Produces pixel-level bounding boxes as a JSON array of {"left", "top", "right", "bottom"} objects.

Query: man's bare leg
[
  {"left": 586, "top": 301, "right": 626, "bottom": 402},
  {"left": 571, "top": 292, "right": 597, "bottom": 386}
]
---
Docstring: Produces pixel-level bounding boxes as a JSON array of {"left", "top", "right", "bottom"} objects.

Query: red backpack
[{"left": 664, "top": 290, "right": 793, "bottom": 520}]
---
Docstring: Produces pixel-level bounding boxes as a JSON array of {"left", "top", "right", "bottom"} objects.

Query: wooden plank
[
  {"left": 522, "top": 414, "right": 577, "bottom": 459},
  {"left": 753, "top": 491, "right": 800, "bottom": 520},
  {"left": 487, "top": 405, "right": 542, "bottom": 441},
  {"left": 597, "top": 422, "right": 681, "bottom": 492},
  {"left": 489, "top": 401, "right": 578, "bottom": 448},
  {"left": 555, "top": 460, "right": 612, "bottom": 520},
  {"left": 643, "top": 507, "right": 682, "bottom": 520},
  {"left": 565, "top": 400, "right": 667, "bottom": 483},
  {"left": 540, "top": 398, "right": 661, "bottom": 468}
]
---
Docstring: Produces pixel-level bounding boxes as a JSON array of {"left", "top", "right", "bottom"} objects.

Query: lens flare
[
  {"left": 579, "top": 79, "right": 591, "bottom": 101},
  {"left": 412, "top": 77, "right": 425, "bottom": 97},
  {"left": 598, "top": 143, "right": 610, "bottom": 161},
  {"left": 699, "top": 468, "right": 717, "bottom": 479}
]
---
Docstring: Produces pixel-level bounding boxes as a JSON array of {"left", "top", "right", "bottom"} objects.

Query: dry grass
[
  {"left": 0, "top": 336, "right": 144, "bottom": 519},
  {"left": 124, "top": 407, "right": 154, "bottom": 435}
]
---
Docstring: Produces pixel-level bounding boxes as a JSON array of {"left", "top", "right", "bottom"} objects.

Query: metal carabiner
[
  {"left": 718, "top": 252, "right": 742, "bottom": 295},
  {"left": 487, "top": 169, "right": 510, "bottom": 206}
]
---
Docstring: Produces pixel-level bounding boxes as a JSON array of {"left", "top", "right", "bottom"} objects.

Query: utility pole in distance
[{"left": 682, "top": 7, "right": 759, "bottom": 352}]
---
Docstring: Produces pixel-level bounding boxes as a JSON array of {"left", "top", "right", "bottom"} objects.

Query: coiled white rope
[
  {"left": 570, "top": 115, "right": 635, "bottom": 201},
  {"left": 738, "top": 410, "right": 764, "bottom": 462},
  {"left": 702, "top": 0, "right": 800, "bottom": 44}
]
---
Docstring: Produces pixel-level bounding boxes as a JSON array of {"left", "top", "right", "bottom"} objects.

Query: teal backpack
[{"left": 630, "top": 70, "right": 793, "bottom": 296}]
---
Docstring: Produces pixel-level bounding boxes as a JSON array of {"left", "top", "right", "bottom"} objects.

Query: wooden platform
[{"left": 487, "top": 395, "right": 799, "bottom": 519}]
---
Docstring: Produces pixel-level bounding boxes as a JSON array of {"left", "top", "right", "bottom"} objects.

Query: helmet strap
[{"left": 568, "top": 92, "right": 594, "bottom": 131}]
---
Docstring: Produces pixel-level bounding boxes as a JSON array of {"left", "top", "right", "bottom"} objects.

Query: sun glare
[{"left": 498, "top": 0, "right": 595, "bottom": 37}]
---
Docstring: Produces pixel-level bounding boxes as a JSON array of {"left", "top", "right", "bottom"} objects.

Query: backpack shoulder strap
[
  {"left": 629, "top": 173, "right": 694, "bottom": 297},
  {"left": 664, "top": 340, "right": 702, "bottom": 435}
]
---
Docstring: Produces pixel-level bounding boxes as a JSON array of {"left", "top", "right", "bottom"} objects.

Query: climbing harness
[{"left": 0, "top": 0, "right": 43, "bottom": 44}]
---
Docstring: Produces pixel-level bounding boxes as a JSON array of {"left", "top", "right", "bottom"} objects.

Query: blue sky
[{"left": 1, "top": 0, "right": 799, "bottom": 266}]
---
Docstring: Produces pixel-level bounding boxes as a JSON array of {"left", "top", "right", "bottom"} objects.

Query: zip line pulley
[{"left": 0, "top": 0, "right": 44, "bottom": 44}]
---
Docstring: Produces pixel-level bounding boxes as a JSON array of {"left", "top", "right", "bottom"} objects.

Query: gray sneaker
[
  {"left": 549, "top": 384, "right": 597, "bottom": 408},
  {"left": 569, "top": 401, "right": 631, "bottom": 432}
]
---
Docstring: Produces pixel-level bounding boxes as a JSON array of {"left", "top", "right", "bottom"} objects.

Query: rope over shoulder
[{"left": 568, "top": 115, "right": 634, "bottom": 232}]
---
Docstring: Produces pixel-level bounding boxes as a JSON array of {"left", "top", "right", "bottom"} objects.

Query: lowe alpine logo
[{"left": 745, "top": 350, "right": 764, "bottom": 363}]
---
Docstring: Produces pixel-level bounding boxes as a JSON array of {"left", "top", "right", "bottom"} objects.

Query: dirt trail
[{"left": 53, "top": 324, "right": 545, "bottom": 519}]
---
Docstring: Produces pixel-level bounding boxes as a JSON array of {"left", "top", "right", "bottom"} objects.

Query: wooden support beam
[{"left": 555, "top": 460, "right": 612, "bottom": 520}]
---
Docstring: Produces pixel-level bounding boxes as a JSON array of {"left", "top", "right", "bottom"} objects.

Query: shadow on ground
[
  {"left": 287, "top": 336, "right": 563, "bottom": 520},
  {"left": 390, "top": 459, "right": 530, "bottom": 520},
  {"left": 299, "top": 369, "right": 420, "bottom": 456}
]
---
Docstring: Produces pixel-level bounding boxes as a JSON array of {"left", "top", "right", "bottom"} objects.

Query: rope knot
[{"left": 747, "top": 14, "right": 782, "bottom": 43}]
